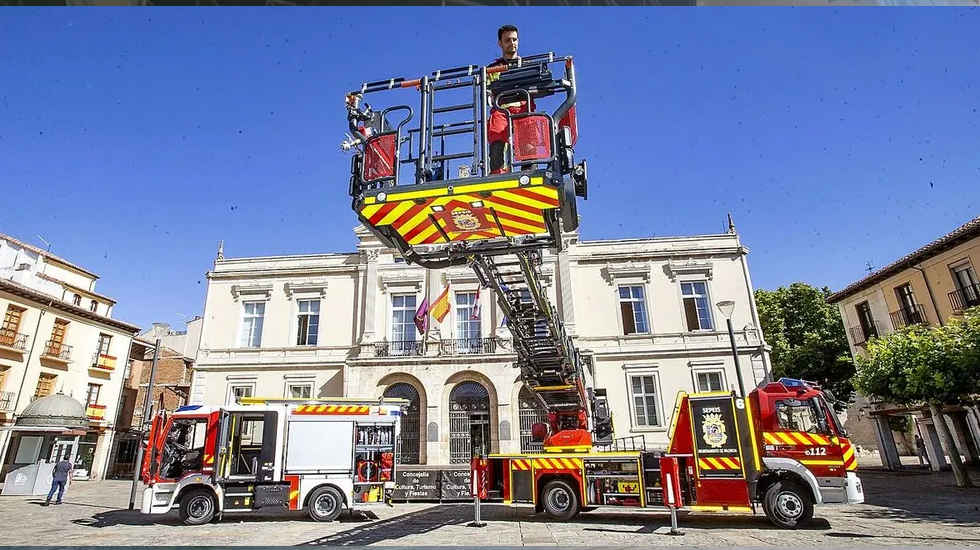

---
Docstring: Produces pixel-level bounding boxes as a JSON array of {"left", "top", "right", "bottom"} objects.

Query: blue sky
[{"left": 2, "top": 8, "right": 978, "bottom": 330}]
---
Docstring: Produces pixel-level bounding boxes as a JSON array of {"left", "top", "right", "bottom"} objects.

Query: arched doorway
[
  {"left": 383, "top": 383, "right": 421, "bottom": 464},
  {"left": 518, "top": 386, "right": 548, "bottom": 453},
  {"left": 449, "top": 381, "right": 490, "bottom": 464}
]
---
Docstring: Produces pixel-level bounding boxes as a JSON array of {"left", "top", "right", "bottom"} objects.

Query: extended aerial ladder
[{"left": 343, "top": 53, "right": 611, "bottom": 449}]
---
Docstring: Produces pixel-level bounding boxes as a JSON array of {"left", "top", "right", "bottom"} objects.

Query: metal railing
[
  {"left": 439, "top": 337, "right": 498, "bottom": 355},
  {"left": 42, "top": 340, "right": 72, "bottom": 361},
  {"left": 374, "top": 340, "right": 424, "bottom": 357},
  {"left": 0, "top": 391, "right": 15, "bottom": 412},
  {"left": 949, "top": 283, "right": 980, "bottom": 312},
  {"left": 890, "top": 303, "right": 927, "bottom": 329},
  {"left": 595, "top": 434, "right": 648, "bottom": 452},
  {"left": 849, "top": 322, "right": 879, "bottom": 346},
  {"left": 90, "top": 352, "right": 117, "bottom": 371},
  {"left": 0, "top": 329, "right": 28, "bottom": 351}
]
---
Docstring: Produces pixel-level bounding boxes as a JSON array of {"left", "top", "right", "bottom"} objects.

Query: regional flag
[
  {"left": 414, "top": 297, "right": 429, "bottom": 335},
  {"left": 431, "top": 284, "right": 451, "bottom": 323}
]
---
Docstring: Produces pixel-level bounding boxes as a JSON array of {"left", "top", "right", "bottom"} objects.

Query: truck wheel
[
  {"left": 307, "top": 486, "right": 344, "bottom": 522},
  {"left": 541, "top": 480, "right": 579, "bottom": 521},
  {"left": 763, "top": 480, "right": 813, "bottom": 529},
  {"left": 179, "top": 488, "right": 216, "bottom": 525}
]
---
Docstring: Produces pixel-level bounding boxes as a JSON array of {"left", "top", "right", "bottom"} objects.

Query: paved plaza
[{"left": 0, "top": 469, "right": 978, "bottom": 546}]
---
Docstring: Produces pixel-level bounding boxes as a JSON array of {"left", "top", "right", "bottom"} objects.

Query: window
[
  {"left": 228, "top": 384, "right": 254, "bottom": 405},
  {"left": 629, "top": 374, "right": 661, "bottom": 427},
  {"left": 97, "top": 333, "right": 112, "bottom": 356},
  {"left": 681, "top": 281, "right": 714, "bottom": 331},
  {"left": 455, "top": 292, "right": 481, "bottom": 345},
  {"left": 286, "top": 383, "right": 312, "bottom": 399},
  {"left": 855, "top": 301, "right": 877, "bottom": 340},
  {"left": 1, "top": 304, "right": 25, "bottom": 346},
  {"left": 72, "top": 294, "right": 81, "bottom": 306},
  {"left": 695, "top": 370, "right": 725, "bottom": 392},
  {"left": 48, "top": 318, "right": 69, "bottom": 353},
  {"left": 774, "top": 398, "right": 827, "bottom": 434},
  {"left": 951, "top": 263, "right": 979, "bottom": 308},
  {"left": 89, "top": 300, "right": 98, "bottom": 312},
  {"left": 34, "top": 373, "right": 57, "bottom": 400},
  {"left": 391, "top": 294, "right": 417, "bottom": 353},
  {"left": 296, "top": 299, "right": 320, "bottom": 346},
  {"left": 86, "top": 383, "right": 101, "bottom": 406},
  {"left": 618, "top": 285, "right": 649, "bottom": 334},
  {"left": 240, "top": 302, "right": 265, "bottom": 348}
]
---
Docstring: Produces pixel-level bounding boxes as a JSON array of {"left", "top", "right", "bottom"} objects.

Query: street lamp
[{"left": 716, "top": 300, "right": 746, "bottom": 397}]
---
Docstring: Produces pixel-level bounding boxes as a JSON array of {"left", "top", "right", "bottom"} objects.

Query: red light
[
  {"left": 362, "top": 132, "right": 397, "bottom": 182},
  {"left": 559, "top": 105, "right": 578, "bottom": 146},
  {"left": 512, "top": 115, "right": 552, "bottom": 162}
]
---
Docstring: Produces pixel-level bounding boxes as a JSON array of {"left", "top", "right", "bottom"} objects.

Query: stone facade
[{"left": 191, "top": 226, "right": 772, "bottom": 465}]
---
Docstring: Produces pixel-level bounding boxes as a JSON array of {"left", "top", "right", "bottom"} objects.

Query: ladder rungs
[
  {"left": 430, "top": 152, "right": 473, "bottom": 162},
  {"left": 433, "top": 103, "right": 475, "bottom": 114}
]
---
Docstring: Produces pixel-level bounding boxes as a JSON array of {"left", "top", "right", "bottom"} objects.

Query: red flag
[{"left": 414, "top": 297, "right": 429, "bottom": 335}]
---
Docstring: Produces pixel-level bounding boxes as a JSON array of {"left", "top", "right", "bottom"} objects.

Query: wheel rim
[
  {"left": 314, "top": 493, "right": 337, "bottom": 517},
  {"left": 188, "top": 495, "right": 212, "bottom": 519},
  {"left": 547, "top": 487, "right": 571, "bottom": 512},
  {"left": 775, "top": 491, "right": 803, "bottom": 519}
]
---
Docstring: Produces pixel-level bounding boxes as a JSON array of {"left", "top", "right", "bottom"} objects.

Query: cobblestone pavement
[{"left": 0, "top": 469, "right": 977, "bottom": 546}]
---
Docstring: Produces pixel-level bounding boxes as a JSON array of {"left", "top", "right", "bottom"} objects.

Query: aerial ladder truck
[{"left": 344, "top": 52, "right": 864, "bottom": 529}]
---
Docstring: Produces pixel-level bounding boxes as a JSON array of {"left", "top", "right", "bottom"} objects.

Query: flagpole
[{"left": 423, "top": 266, "right": 432, "bottom": 351}]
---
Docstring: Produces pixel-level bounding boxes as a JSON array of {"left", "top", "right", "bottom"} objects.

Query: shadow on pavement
[
  {"left": 71, "top": 509, "right": 183, "bottom": 528},
  {"left": 853, "top": 469, "right": 980, "bottom": 526}
]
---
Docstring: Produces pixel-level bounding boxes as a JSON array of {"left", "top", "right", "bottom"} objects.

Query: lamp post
[{"left": 716, "top": 300, "right": 746, "bottom": 397}]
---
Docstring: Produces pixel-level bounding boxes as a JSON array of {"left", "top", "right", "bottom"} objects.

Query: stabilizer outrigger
[{"left": 343, "top": 52, "right": 609, "bottom": 450}]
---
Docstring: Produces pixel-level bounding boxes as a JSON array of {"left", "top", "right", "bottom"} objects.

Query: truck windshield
[
  {"left": 160, "top": 418, "right": 207, "bottom": 479},
  {"left": 820, "top": 396, "right": 847, "bottom": 438}
]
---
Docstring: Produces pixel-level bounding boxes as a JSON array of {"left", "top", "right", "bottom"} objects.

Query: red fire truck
[
  {"left": 139, "top": 397, "right": 407, "bottom": 525},
  {"left": 476, "top": 379, "right": 863, "bottom": 528}
]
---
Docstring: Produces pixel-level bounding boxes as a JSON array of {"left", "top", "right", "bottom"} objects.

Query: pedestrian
[
  {"left": 915, "top": 433, "right": 930, "bottom": 466},
  {"left": 42, "top": 456, "right": 73, "bottom": 506}
]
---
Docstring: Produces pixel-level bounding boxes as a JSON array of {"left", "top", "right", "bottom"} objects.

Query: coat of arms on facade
[
  {"left": 449, "top": 207, "right": 482, "bottom": 231},
  {"left": 702, "top": 412, "right": 727, "bottom": 448}
]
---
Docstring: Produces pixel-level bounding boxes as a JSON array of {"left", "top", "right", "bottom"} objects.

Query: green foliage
[
  {"left": 754, "top": 283, "right": 855, "bottom": 409},
  {"left": 855, "top": 306, "right": 980, "bottom": 405}
]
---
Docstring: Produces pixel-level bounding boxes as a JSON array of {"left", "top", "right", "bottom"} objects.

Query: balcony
[
  {"left": 41, "top": 341, "right": 72, "bottom": 365},
  {"left": 0, "top": 329, "right": 28, "bottom": 355},
  {"left": 889, "top": 303, "right": 927, "bottom": 329},
  {"left": 85, "top": 403, "right": 107, "bottom": 421},
  {"left": 374, "top": 340, "right": 424, "bottom": 358},
  {"left": 849, "top": 322, "right": 879, "bottom": 346},
  {"left": 91, "top": 352, "right": 117, "bottom": 372},
  {"left": 439, "top": 337, "right": 499, "bottom": 355},
  {"left": 949, "top": 283, "right": 980, "bottom": 312},
  {"left": 0, "top": 391, "right": 15, "bottom": 413}
]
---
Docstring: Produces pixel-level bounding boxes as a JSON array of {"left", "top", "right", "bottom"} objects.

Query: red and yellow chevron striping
[
  {"left": 292, "top": 405, "right": 370, "bottom": 415},
  {"left": 762, "top": 431, "right": 830, "bottom": 446},
  {"left": 203, "top": 453, "right": 214, "bottom": 465},
  {"left": 842, "top": 442, "right": 858, "bottom": 471},
  {"left": 511, "top": 457, "right": 584, "bottom": 470},
  {"left": 697, "top": 456, "right": 742, "bottom": 470},
  {"left": 359, "top": 181, "right": 560, "bottom": 246}
]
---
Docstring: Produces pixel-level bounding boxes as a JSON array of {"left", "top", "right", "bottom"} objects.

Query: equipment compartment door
[{"left": 223, "top": 411, "right": 278, "bottom": 482}]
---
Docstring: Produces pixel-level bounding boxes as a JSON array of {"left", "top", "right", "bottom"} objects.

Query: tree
[
  {"left": 755, "top": 283, "right": 855, "bottom": 409},
  {"left": 854, "top": 308, "right": 980, "bottom": 488}
]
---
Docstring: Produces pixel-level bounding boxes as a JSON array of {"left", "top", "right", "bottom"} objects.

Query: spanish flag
[{"left": 431, "top": 284, "right": 451, "bottom": 323}]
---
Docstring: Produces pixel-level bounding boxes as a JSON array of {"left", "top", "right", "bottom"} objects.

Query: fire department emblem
[
  {"left": 702, "top": 413, "right": 728, "bottom": 448},
  {"left": 449, "top": 207, "right": 482, "bottom": 231}
]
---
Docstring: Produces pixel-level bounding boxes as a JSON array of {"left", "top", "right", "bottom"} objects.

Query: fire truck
[
  {"left": 342, "top": 51, "right": 863, "bottom": 528},
  {"left": 139, "top": 397, "right": 407, "bottom": 524}
]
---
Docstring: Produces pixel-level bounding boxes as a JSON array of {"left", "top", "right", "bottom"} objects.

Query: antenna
[
  {"left": 865, "top": 261, "right": 875, "bottom": 274},
  {"left": 36, "top": 234, "right": 52, "bottom": 251}
]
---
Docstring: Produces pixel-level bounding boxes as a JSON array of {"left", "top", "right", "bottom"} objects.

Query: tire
[
  {"left": 307, "top": 486, "right": 344, "bottom": 522},
  {"left": 541, "top": 479, "right": 579, "bottom": 521},
  {"left": 179, "top": 488, "right": 217, "bottom": 526},
  {"left": 762, "top": 480, "right": 814, "bottom": 529}
]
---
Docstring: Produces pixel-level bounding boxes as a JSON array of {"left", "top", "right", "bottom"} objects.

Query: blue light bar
[
  {"left": 176, "top": 405, "right": 202, "bottom": 412},
  {"left": 778, "top": 377, "right": 806, "bottom": 388}
]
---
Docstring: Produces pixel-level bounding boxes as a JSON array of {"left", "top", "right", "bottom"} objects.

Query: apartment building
[
  {"left": 0, "top": 233, "right": 140, "bottom": 481},
  {"left": 828, "top": 215, "right": 980, "bottom": 471},
  {"left": 191, "top": 224, "right": 772, "bottom": 466}
]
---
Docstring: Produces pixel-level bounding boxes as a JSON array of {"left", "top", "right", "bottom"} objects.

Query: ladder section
[{"left": 472, "top": 251, "right": 586, "bottom": 414}]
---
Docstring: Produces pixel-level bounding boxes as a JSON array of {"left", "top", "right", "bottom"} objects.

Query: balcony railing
[
  {"left": 42, "top": 340, "right": 72, "bottom": 362},
  {"left": 949, "top": 283, "right": 980, "bottom": 312},
  {"left": 889, "top": 303, "right": 927, "bottom": 329},
  {"left": 374, "top": 340, "right": 424, "bottom": 358},
  {"left": 0, "top": 329, "right": 28, "bottom": 351},
  {"left": 439, "top": 337, "right": 498, "bottom": 355},
  {"left": 91, "top": 352, "right": 117, "bottom": 371},
  {"left": 85, "top": 403, "right": 107, "bottom": 421},
  {"left": 849, "top": 322, "right": 879, "bottom": 346},
  {"left": 0, "top": 391, "right": 15, "bottom": 413}
]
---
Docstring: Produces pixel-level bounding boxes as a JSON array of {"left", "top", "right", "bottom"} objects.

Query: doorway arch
[{"left": 449, "top": 381, "right": 490, "bottom": 464}]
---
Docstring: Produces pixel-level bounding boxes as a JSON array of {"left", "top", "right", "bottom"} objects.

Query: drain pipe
[{"left": 910, "top": 265, "right": 944, "bottom": 327}]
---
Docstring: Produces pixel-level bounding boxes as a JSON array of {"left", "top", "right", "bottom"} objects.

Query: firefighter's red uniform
[{"left": 488, "top": 57, "right": 536, "bottom": 174}]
